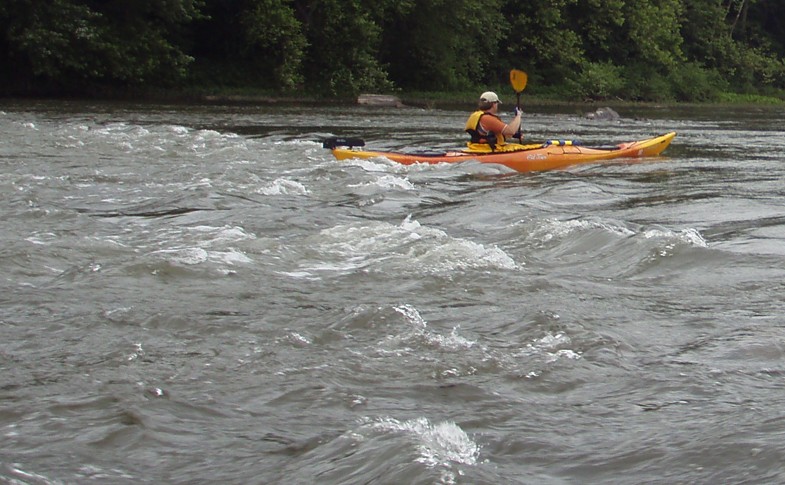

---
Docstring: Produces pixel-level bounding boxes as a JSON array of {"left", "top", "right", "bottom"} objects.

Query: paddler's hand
[{"left": 514, "top": 107, "right": 523, "bottom": 117}]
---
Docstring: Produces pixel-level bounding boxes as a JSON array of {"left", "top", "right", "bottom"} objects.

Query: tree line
[{"left": 2, "top": 0, "right": 784, "bottom": 102}]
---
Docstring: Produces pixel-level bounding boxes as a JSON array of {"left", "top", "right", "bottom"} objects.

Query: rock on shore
[{"left": 357, "top": 94, "right": 404, "bottom": 107}]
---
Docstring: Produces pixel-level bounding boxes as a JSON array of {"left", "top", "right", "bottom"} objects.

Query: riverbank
[
  {"left": 3, "top": 85, "right": 783, "bottom": 110},
  {"left": 193, "top": 87, "right": 785, "bottom": 108}
]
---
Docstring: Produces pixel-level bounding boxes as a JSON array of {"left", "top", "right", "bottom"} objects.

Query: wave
[
  {"left": 364, "top": 416, "right": 480, "bottom": 467},
  {"left": 257, "top": 178, "right": 310, "bottom": 196},
  {"left": 282, "top": 215, "right": 519, "bottom": 279},
  {"left": 512, "top": 216, "right": 710, "bottom": 279}
]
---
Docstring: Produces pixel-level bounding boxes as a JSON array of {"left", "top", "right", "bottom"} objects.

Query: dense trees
[
  {"left": 2, "top": 0, "right": 785, "bottom": 101},
  {"left": 0, "top": 0, "right": 202, "bottom": 93}
]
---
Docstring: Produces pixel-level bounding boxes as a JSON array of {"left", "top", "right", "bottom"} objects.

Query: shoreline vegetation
[{"left": 3, "top": 2, "right": 785, "bottom": 107}]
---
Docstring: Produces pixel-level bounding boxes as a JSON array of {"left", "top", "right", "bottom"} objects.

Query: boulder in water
[{"left": 585, "top": 107, "right": 620, "bottom": 121}]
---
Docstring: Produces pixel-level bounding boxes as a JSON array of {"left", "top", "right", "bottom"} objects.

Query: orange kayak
[{"left": 324, "top": 132, "right": 676, "bottom": 173}]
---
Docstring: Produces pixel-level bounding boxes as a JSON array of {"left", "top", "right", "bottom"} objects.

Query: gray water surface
[{"left": 2, "top": 100, "right": 785, "bottom": 484}]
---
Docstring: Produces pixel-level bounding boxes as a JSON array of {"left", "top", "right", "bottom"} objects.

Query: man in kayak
[{"left": 464, "top": 91, "right": 525, "bottom": 152}]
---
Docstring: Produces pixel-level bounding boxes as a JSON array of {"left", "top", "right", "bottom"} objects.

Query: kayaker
[{"left": 464, "top": 91, "right": 525, "bottom": 152}]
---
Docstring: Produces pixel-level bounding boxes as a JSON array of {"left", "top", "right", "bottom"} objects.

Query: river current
[{"left": 2, "top": 100, "right": 785, "bottom": 484}]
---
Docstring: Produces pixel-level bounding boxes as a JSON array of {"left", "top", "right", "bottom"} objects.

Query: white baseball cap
[{"left": 480, "top": 91, "right": 501, "bottom": 104}]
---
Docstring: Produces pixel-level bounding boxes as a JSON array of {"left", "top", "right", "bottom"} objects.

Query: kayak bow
[{"left": 324, "top": 132, "right": 676, "bottom": 173}]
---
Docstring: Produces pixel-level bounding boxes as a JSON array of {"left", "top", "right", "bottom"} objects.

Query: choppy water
[{"left": 2, "top": 100, "right": 785, "bottom": 484}]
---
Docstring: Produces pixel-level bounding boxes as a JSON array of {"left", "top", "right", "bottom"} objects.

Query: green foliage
[
  {"left": 746, "top": 1, "right": 785, "bottom": 58},
  {"left": 3, "top": 1, "right": 102, "bottom": 79},
  {"left": 730, "top": 46, "right": 785, "bottom": 91},
  {"left": 619, "top": 65, "right": 675, "bottom": 102},
  {"left": 567, "top": 0, "right": 626, "bottom": 61},
  {"left": 242, "top": 0, "right": 307, "bottom": 91},
  {"left": 294, "top": 0, "right": 394, "bottom": 96},
  {"left": 623, "top": 0, "right": 685, "bottom": 70},
  {"left": 680, "top": 0, "right": 785, "bottom": 94},
  {"left": 669, "top": 62, "right": 727, "bottom": 102},
  {"left": 3, "top": 0, "right": 785, "bottom": 100},
  {"left": 567, "top": 61, "right": 625, "bottom": 100},
  {"left": 680, "top": 0, "right": 734, "bottom": 66},
  {"left": 504, "top": 0, "right": 584, "bottom": 78},
  {"left": 717, "top": 92, "right": 784, "bottom": 104},
  {"left": 0, "top": 0, "right": 202, "bottom": 92},
  {"left": 379, "top": 0, "right": 505, "bottom": 91},
  {"left": 569, "top": 60, "right": 727, "bottom": 103}
]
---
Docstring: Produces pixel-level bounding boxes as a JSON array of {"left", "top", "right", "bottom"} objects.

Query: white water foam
[
  {"left": 50, "top": 121, "right": 250, "bottom": 158},
  {"left": 148, "top": 225, "right": 256, "bottom": 269},
  {"left": 348, "top": 174, "right": 416, "bottom": 191},
  {"left": 642, "top": 226, "right": 707, "bottom": 247},
  {"left": 288, "top": 215, "right": 519, "bottom": 278},
  {"left": 525, "top": 217, "right": 707, "bottom": 248},
  {"left": 257, "top": 178, "right": 310, "bottom": 196},
  {"left": 154, "top": 247, "right": 209, "bottom": 265},
  {"left": 393, "top": 304, "right": 428, "bottom": 329},
  {"left": 388, "top": 304, "right": 476, "bottom": 352},
  {"left": 526, "top": 218, "right": 634, "bottom": 244},
  {"left": 509, "top": 332, "right": 582, "bottom": 378},
  {"left": 365, "top": 416, "right": 480, "bottom": 482},
  {"left": 526, "top": 333, "right": 582, "bottom": 363}
]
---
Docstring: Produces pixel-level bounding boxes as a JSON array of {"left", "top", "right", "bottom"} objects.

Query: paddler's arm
[{"left": 502, "top": 109, "right": 522, "bottom": 137}]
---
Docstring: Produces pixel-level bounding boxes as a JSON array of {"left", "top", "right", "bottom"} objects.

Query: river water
[{"left": 1, "top": 99, "right": 785, "bottom": 484}]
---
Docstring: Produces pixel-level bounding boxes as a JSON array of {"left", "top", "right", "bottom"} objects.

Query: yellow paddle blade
[{"left": 510, "top": 69, "right": 528, "bottom": 93}]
